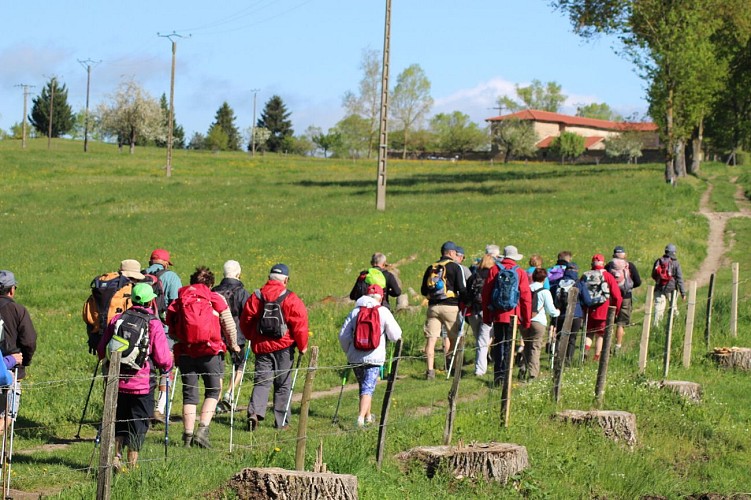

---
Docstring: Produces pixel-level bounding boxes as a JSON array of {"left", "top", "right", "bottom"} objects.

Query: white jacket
[{"left": 339, "top": 296, "right": 402, "bottom": 366}]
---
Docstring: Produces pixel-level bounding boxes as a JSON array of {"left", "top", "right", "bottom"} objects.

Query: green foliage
[
  {"left": 332, "top": 114, "right": 370, "bottom": 159},
  {"left": 576, "top": 102, "right": 623, "bottom": 121},
  {"left": 210, "top": 101, "right": 242, "bottom": 151},
  {"left": 342, "top": 48, "right": 382, "bottom": 158},
  {"left": 498, "top": 79, "right": 566, "bottom": 113},
  {"left": 551, "top": 131, "right": 586, "bottom": 163},
  {"left": 187, "top": 132, "right": 205, "bottom": 150},
  {"left": 156, "top": 93, "right": 185, "bottom": 149},
  {"left": 96, "top": 79, "right": 164, "bottom": 153},
  {"left": 29, "top": 77, "right": 75, "bottom": 137},
  {"left": 491, "top": 118, "right": 538, "bottom": 162},
  {"left": 734, "top": 150, "right": 749, "bottom": 166},
  {"left": 257, "top": 95, "right": 294, "bottom": 153},
  {"left": 429, "top": 111, "right": 488, "bottom": 154},
  {"left": 205, "top": 123, "right": 229, "bottom": 151},
  {"left": 391, "top": 64, "right": 433, "bottom": 159},
  {"left": 308, "top": 126, "right": 342, "bottom": 157},
  {"left": 606, "top": 131, "right": 645, "bottom": 163}
]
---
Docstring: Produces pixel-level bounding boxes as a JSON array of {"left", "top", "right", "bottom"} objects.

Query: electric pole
[
  {"left": 14, "top": 84, "right": 34, "bottom": 149},
  {"left": 250, "top": 88, "right": 260, "bottom": 157},
  {"left": 78, "top": 58, "right": 101, "bottom": 153},
  {"left": 375, "top": 0, "right": 392, "bottom": 211},
  {"left": 47, "top": 77, "right": 55, "bottom": 150},
  {"left": 158, "top": 31, "right": 190, "bottom": 177}
]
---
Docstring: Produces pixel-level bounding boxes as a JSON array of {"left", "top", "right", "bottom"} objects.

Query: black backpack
[
  {"left": 466, "top": 271, "right": 485, "bottom": 307},
  {"left": 142, "top": 268, "right": 168, "bottom": 320},
  {"left": 255, "top": 290, "right": 290, "bottom": 339},
  {"left": 109, "top": 309, "right": 153, "bottom": 371},
  {"left": 213, "top": 281, "right": 248, "bottom": 318}
]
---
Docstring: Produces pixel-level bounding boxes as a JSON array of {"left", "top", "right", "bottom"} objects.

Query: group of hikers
[{"left": 55, "top": 241, "right": 683, "bottom": 472}]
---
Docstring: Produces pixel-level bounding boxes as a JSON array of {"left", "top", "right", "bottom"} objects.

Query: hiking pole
[
  {"left": 76, "top": 359, "right": 101, "bottom": 439},
  {"left": 4, "top": 368, "right": 18, "bottom": 499},
  {"left": 164, "top": 375, "right": 171, "bottom": 460},
  {"left": 229, "top": 359, "right": 236, "bottom": 453},
  {"left": 446, "top": 315, "right": 466, "bottom": 380},
  {"left": 282, "top": 351, "right": 303, "bottom": 428},
  {"left": 580, "top": 312, "right": 589, "bottom": 364},
  {"left": 331, "top": 369, "right": 349, "bottom": 425},
  {"left": 1, "top": 388, "right": 8, "bottom": 494},
  {"left": 548, "top": 324, "right": 557, "bottom": 371},
  {"left": 168, "top": 367, "right": 180, "bottom": 411},
  {"left": 233, "top": 347, "right": 251, "bottom": 412}
]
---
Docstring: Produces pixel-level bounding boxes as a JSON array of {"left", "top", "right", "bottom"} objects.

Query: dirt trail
[{"left": 694, "top": 178, "right": 751, "bottom": 287}]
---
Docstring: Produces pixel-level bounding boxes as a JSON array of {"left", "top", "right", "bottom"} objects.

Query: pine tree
[
  {"left": 257, "top": 95, "right": 294, "bottom": 153},
  {"left": 157, "top": 93, "right": 185, "bottom": 148},
  {"left": 210, "top": 102, "right": 241, "bottom": 151},
  {"left": 30, "top": 77, "right": 75, "bottom": 138}
]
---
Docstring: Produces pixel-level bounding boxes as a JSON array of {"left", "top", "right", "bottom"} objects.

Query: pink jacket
[{"left": 98, "top": 305, "right": 173, "bottom": 394}]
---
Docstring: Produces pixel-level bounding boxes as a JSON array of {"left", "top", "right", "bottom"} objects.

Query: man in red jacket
[
  {"left": 481, "top": 245, "right": 532, "bottom": 387},
  {"left": 581, "top": 254, "right": 622, "bottom": 361},
  {"left": 240, "top": 264, "right": 309, "bottom": 431}
]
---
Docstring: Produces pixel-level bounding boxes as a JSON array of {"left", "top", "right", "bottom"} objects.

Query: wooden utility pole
[
  {"left": 14, "top": 84, "right": 33, "bottom": 149},
  {"left": 250, "top": 89, "right": 260, "bottom": 157},
  {"left": 375, "top": 0, "right": 391, "bottom": 211},
  {"left": 295, "top": 347, "right": 318, "bottom": 471},
  {"left": 158, "top": 31, "right": 190, "bottom": 177},
  {"left": 97, "top": 352, "right": 121, "bottom": 500},
  {"left": 47, "top": 77, "right": 55, "bottom": 150},
  {"left": 78, "top": 59, "right": 100, "bottom": 153}
]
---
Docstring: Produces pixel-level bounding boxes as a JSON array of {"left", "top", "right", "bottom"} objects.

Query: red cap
[
  {"left": 366, "top": 284, "right": 384, "bottom": 296},
  {"left": 592, "top": 254, "right": 605, "bottom": 263},
  {"left": 150, "top": 249, "right": 172, "bottom": 265}
]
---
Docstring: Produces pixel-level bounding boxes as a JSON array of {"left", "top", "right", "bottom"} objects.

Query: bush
[{"left": 733, "top": 150, "right": 749, "bottom": 166}]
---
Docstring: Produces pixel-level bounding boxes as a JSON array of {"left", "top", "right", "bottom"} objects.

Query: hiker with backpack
[
  {"left": 213, "top": 260, "right": 251, "bottom": 413},
  {"left": 520, "top": 268, "right": 560, "bottom": 381},
  {"left": 166, "top": 266, "right": 241, "bottom": 448},
  {"left": 240, "top": 264, "right": 309, "bottom": 431},
  {"left": 349, "top": 253, "right": 402, "bottom": 310},
  {"left": 0, "top": 271, "right": 37, "bottom": 435},
  {"left": 338, "top": 284, "right": 402, "bottom": 428},
  {"left": 527, "top": 255, "right": 550, "bottom": 289},
  {"left": 420, "top": 241, "right": 467, "bottom": 380},
  {"left": 481, "top": 245, "right": 532, "bottom": 386},
  {"left": 97, "top": 283, "right": 173, "bottom": 472},
  {"left": 579, "top": 254, "right": 622, "bottom": 361},
  {"left": 551, "top": 263, "right": 584, "bottom": 366},
  {"left": 465, "top": 245, "right": 500, "bottom": 377},
  {"left": 143, "top": 249, "right": 183, "bottom": 425},
  {"left": 652, "top": 243, "right": 685, "bottom": 326},
  {"left": 605, "top": 246, "right": 642, "bottom": 355}
]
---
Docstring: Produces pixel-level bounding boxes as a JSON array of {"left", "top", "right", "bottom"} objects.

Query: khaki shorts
[
  {"left": 616, "top": 297, "right": 632, "bottom": 326},
  {"left": 424, "top": 303, "right": 460, "bottom": 339}
]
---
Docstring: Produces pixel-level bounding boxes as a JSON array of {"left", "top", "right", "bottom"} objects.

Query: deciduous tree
[
  {"left": 429, "top": 111, "right": 487, "bottom": 154},
  {"left": 96, "top": 79, "right": 164, "bottom": 154},
  {"left": 576, "top": 102, "right": 622, "bottom": 121},
  {"left": 342, "top": 48, "right": 381, "bottom": 158},
  {"left": 498, "top": 79, "right": 566, "bottom": 113},
  {"left": 30, "top": 77, "right": 75, "bottom": 138},
  {"left": 332, "top": 114, "right": 370, "bottom": 159},
  {"left": 492, "top": 118, "right": 538, "bottom": 163},
  {"left": 550, "top": 131, "right": 586, "bottom": 164},
  {"left": 390, "top": 64, "right": 433, "bottom": 159}
]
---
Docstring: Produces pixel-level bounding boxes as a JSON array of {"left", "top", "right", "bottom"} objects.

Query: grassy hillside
[{"left": 1, "top": 138, "right": 749, "bottom": 498}]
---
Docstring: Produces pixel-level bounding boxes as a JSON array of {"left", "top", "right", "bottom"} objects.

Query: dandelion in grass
[{"left": 274, "top": 447, "right": 281, "bottom": 452}]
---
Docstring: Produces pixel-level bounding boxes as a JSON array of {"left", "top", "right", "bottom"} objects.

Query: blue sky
[{"left": 0, "top": 0, "right": 648, "bottom": 140}]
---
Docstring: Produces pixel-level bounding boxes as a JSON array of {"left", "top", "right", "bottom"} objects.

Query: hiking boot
[
  {"left": 193, "top": 424, "right": 211, "bottom": 449},
  {"left": 182, "top": 432, "right": 193, "bottom": 448},
  {"left": 365, "top": 413, "right": 376, "bottom": 425},
  {"left": 425, "top": 369, "right": 435, "bottom": 380},
  {"left": 356, "top": 416, "right": 365, "bottom": 429},
  {"left": 246, "top": 414, "right": 258, "bottom": 432},
  {"left": 216, "top": 394, "right": 233, "bottom": 414},
  {"left": 152, "top": 410, "right": 166, "bottom": 425}
]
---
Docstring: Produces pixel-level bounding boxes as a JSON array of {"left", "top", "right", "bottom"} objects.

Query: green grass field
[{"left": 1, "top": 138, "right": 750, "bottom": 498}]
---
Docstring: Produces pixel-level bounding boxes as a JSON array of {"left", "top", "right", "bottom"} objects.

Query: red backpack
[
  {"left": 174, "top": 285, "right": 220, "bottom": 346},
  {"left": 354, "top": 306, "right": 382, "bottom": 351},
  {"left": 653, "top": 257, "right": 673, "bottom": 286}
]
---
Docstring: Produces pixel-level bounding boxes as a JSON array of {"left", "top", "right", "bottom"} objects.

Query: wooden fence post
[
  {"left": 663, "top": 291, "right": 677, "bottom": 380},
  {"left": 553, "top": 287, "right": 579, "bottom": 404},
  {"left": 730, "top": 263, "right": 739, "bottom": 337},
  {"left": 683, "top": 281, "right": 697, "bottom": 368},
  {"left": 639, "top": 285, "right": 655, "bottom": 374},
  {"left": 443, "top": 336, "right": 465, "bottom": 445},
  {"left": 595, "top": 306, "right": 616, "bottom": 408},
  {"left": 376, "top": 339, "right": 403, "bottom": 470},
  {"left": 501, "top": 316, "right": 518, "bottom": 428},
  {"left": 96, "top": 352, "right": 121, "bottom": 500},
  {"left": 295, "top": 347, "right": 318, "bottom": 471},
  {"left": 705, "top": 274, "right": 715, "bottom": 348}
]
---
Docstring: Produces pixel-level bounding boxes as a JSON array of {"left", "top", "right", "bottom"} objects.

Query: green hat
[{"left": 132, "top": 283, "right": 157, "bottom": 305}]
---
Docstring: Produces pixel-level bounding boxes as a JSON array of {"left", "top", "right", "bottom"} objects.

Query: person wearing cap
[
  {"left": 465, "top": 245, "right": 500, "bottom": 377},
  {"left": 481, "top": 245, "right": 532, "bottom": 386},
  {"left": 581, "top": 254, "right": 622, "bottom": 361},
  {"left": 97, "top": 283, "right": 173, "bottom": 472},
  {"left": 339, "top": 284, "right": 402, "bottom": 428},
  {"left": 0, "top": 270, "right": 38, "bottom": 434},
  {"left": 420, "top": 241, "right": 467, "bottom": 380},
  {"left": 213, "top": 260, "right": 251, "bottom": 413},
  {"left": 605, "top": 246, "right": 642, "bottom": 355},
  {"left": 349, "top": 253, "right": 402, "bottom": 310},
  {"left": 651, "top": 243, "right": 685, "bottom": 325},
  {"left": 240, "top": 264, "right": 309, "bottom": 431}
]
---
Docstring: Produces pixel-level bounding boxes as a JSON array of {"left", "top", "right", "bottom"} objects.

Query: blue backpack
[{"left": 490, "top": 264, "right": 520, "bottom": 311}]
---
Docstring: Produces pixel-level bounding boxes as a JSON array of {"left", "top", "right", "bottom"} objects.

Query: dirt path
[{"left": 694, "top": 178, "right": 751, "bottom": 287}]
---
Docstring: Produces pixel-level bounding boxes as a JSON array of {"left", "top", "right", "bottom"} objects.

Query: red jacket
[
  {"left": 481, "top": 258, "right": 532, "bottom": 329},
  {"left": 240, "top": 280, "right": 309, "bottom": 355},
  {"left": 166, "top": 284, "right": 229, "bottom": 358},
  {"left": 583, "top": 268, "right": 623, "bottom": 321}
]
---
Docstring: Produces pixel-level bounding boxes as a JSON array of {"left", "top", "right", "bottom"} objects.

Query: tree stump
[
  {"left": 395, "top": 443, "right": 528, "bottom": 483},
  {"left": 648, "top": 380, "right": 702, "bottom": 403},
  {"left": 711, "top": 347, "right": 751, "bottom": 370},
  {"left": 554, "top": 410, "right": 637, "bottom": 447},
  {"left": 229, "top": 467, "right": 358, "bottom": 500}
]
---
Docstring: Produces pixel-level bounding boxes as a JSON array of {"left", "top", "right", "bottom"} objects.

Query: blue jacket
[{"left": 0, "top": 350, "right": 13, "bottom": 386}]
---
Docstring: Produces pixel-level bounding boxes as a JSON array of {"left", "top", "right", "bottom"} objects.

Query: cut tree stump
[
  {"left": 555, "top": 410, "right": 637, "bottom": 447},
  {"left": 648, "top": 380, "right": 702, "bottom": 403},
  {"left": 395, "top": 443, "right": 528, "bottom": 483},
  {"left": 711, "top": 347, "right": 751, "bottom": 371},
  {"left": 228, "top": 467, "right": 358, "bottom": 500}
]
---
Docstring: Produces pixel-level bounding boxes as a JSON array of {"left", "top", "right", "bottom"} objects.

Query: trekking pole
[
  {"left": 282, "top": 351, "right": 303, "bottom": 427},
  {"left": 446, "top": 315, "right": 466, "bottom": 380},
  {"left": 86, "top": 425, "right": 102, "bottom": 477},
  {"left": 331, "top": 369, "right": 348, "bottom": 425},
  {"left": 4, "top": 368, "right": 18, "bottom": 499},
  {"left": 548, "top": 324, "right": 557, "bottom": 371},
  {"left": 76, "top": 359, "right": 101, "bottom": 439},
  {"left": 229, "top": 359, "right": 237, "bottom": 453},
  {"left": 233, "top": 347, "right": 251, "bottom": 411},
  {"left": 580, "top": 312, "right": 589, "bottom": 364},
  {"left": 164, "top": 375, "right": 170, "bottom": 460},
  {"left": 168, "top": 367, "right": 180, "bottom": 411},
  {"left": 1, "top": 388, "right": 7, "bottom": 494}
]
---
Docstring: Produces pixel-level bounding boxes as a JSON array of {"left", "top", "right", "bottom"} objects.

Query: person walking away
[
  {"left": 420, "top": 241, "right": 467, "bottom": 379},
  {"left": 240, "top": 264, "right": 309, "bottom": 431},
  {"left": 97, "top": 283, "right": 173, "bottom": 471},
  {"left": 144, "top": 249, "right": 183, "bottom": 424},
  {"left": 0, "top": 271, "right": 37, "bottom": 435},
  {"left": 339, "top": 284, "right": 402, "bottom": 427},
  {"left": 652, "top": 243, "right": 685, "bottom": 326},
  {"left": 580, "top": 255, "right": 622, "bottom": 361},
  {"left": 465, "top": 245, "right": 500, "bottom": 376},
  {"left": 481, "top": 245, "right": 532, "bottom": 386},
  {"left": 605, "top": 246, "right": 642, "bottom": 355},
  {"left": 213, "top": 260, "right": 251, "bottom": 413},
  {"left": 551, "top": 263, "right": 583, "bottom": 366},
  {"left": 166, "top": 267, "right": 240, "bottom": 448},
  {"left": 527, "top": 255, "right": 550, "bottom": 289},
  {"left": 349, "top": 253, "right": 402, "bottom": 310},
  {"left": 520, "top": 268, "right": 559, "bottom": 380}
]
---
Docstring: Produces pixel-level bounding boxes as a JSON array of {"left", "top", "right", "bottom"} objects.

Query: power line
[
  {"left": 157, "top": 31, "right": 191, "bottom": 177},
  {"left": 78, "top": 59, "right": 101, "bottom": 153}
]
